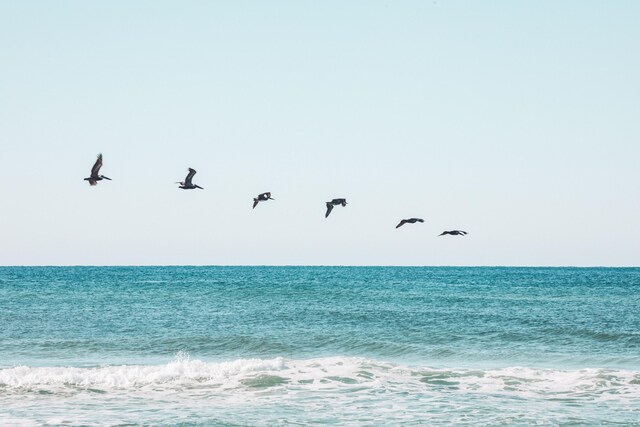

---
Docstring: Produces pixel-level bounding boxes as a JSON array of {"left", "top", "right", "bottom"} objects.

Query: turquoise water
[{"left": 1, "top": 267, "right": 639, "bottom": 425}]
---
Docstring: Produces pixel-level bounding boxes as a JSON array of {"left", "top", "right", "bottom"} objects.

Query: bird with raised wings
[
  {"left": 84, "top": 153, "right": 111, "bottom": 186},
  {"left": 253, "top": 192, "right": 274, "bottom": 209},
  {"left": 325, "top": 198, "right": 347, "bottom": 218},
  {"left": 396, "top": 218, "right": 424, "bottom": 229},
  {"left": 439, "top": 230, "right": 467, "bottom": 236},
  {"left": 176, "top": 168, "right": 203, "bottom": 190}
]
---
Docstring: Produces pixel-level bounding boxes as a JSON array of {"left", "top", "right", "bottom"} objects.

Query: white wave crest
[
  {"left": 0, "top": 354, "right": 286, "bottom": 390},
  {"left": 1, "top": 354, "right": 639, "bottom": 403}
]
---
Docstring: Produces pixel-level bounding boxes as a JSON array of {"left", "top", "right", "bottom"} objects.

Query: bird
[
  {"left": 253, "top": 192, "right": 274, "bottom": 208},
  {"left": 84, "top": 153, "right": 111, "bottom": 186},
  {"left": 325, "top": 198, "right": 347, "bottom": 218},
  {"left": 176, "top": 168, "right": 203, "bottom": 190},
  {"left": 439, "top": 230, "right": 467, "bottom": 236},
  {"left": 396, "top": 218, "right": 424, "bottom": 229}
]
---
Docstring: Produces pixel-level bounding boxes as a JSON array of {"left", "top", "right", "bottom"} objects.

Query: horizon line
[{"left": 0, "top": 264, "right": 638, "bottom": 268}]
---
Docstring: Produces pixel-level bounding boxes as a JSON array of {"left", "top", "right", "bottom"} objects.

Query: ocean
[{"left": 1, "top": 267, "right": 639, "bottom": 426}]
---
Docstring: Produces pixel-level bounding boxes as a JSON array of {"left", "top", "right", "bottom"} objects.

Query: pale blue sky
[{"left": 1, "top": 1, "right": 638, "bottom": 266}]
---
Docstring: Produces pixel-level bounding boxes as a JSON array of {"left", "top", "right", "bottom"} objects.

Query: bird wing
[
  {"left": 415, "top": 218, "right": 424, "bottom": 223},
  {"left": 91, "top": 154, "right": 103, "bottom": 176},
  {"left": 396, "top": 220, "right": 407, "bottom": 228},
  {"left": 185, "top": 168, "right": 196, "bottom": 186},
  {"left": 325, "top": 203, "right": 334, "bottom": 218},
  {"left": 253, "top": 198, "right": 259, "bottom": 209}
]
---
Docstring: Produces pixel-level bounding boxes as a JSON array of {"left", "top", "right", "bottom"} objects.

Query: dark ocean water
[{"left": 1, "top": 267, "right": 639, "bottom": 425}]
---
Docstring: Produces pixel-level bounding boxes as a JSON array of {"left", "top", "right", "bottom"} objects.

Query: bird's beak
[{"left": 103, "top": 176, "right": 112, "bottom": 180}]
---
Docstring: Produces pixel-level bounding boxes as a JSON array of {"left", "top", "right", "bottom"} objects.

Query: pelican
[
  {"left": 439, "top": 230, "right": 467, "bottom": 236},
  {"left": 84, "top": 153, "right": 111, "bottom": 186},
  {"left": 325, "top": 198, "right": 347, "bottom": 218},
  {"left": 176, "top": 168, "right": 203, "bottom": 190},
  {"left": 253, "top": 192, "right": 274, "bottom": 209},
  {"left": 396, "top": 218, "right": 424, "bottom": 229}
]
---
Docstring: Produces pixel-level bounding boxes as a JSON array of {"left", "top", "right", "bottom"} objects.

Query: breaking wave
[
  {"left": 2, "top": 354, "right": 640, "bottom": 425},
  {"left": 2, "top": 353, "right": 639, "bottom": 401}
]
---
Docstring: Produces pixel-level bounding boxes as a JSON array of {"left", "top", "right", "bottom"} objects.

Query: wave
[
  {"left": 1, "top": 353, "right": 639, "bottom": 401},
  {"left": 2, "top": 355, "right": 640, "bottom": 426},
  {"left": 0, "top": 352, "right": 285, "bottom": 390}
]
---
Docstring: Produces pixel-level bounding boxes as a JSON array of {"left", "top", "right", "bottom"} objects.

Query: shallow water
[{"left": 1, "top": 267, "right": 639, "bottom": 425}]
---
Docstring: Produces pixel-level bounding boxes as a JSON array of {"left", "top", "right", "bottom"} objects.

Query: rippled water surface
[{"left": 1, "top": 267, "right": 639, "bottom": 425}]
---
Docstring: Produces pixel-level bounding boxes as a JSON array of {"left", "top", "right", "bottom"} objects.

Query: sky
[{"left": 1, "top": 1, "right": 638, "bottom": 266}]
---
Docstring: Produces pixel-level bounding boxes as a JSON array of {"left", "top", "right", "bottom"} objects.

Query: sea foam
[
  {"left": 2, "top": 355, "right": 640, "bottom": 426},
  {"left": 2, "top": 354, "right": 639, "bottom": 402},
  {"left": 0, "top": 353, "right": 286, "bottom": 390}
]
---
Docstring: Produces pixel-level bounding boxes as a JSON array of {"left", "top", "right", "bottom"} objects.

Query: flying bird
[
  {"left": 325, "top": 198, "right": 347, "bottom": 218},
  {"left": 176, "top": 168, "right": 203, "bottom": 190},
  {"left": 253, "top": 192, "right": 274, "bottom": 209},
  {"left": 439, "top": 230, "right": 467, "bottom": 236},
  {"left": 396, "top": 218, "right": 424, "bottom": 229},
  {"left": 84, "top": 153, "right": 111, "bottom": 186}
]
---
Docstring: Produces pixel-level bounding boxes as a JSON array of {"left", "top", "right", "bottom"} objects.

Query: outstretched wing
[
  {"left": 253, "top": 198, "right": 259, "bottom": 209},
  {"left": 185, "top": 168, "right": 196, "bottom": 186},
  {"left": 325, "top": 202, "right": 334, "bottom": 218},
  {"left": 414, "top": 218, "right": 424, "bottom": 223},
  {"left": 396, "top": 219, "right": 407, "bottom": 229},
  {"left": 91, "top": 154, "right": 103, "bottom": 176}
]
